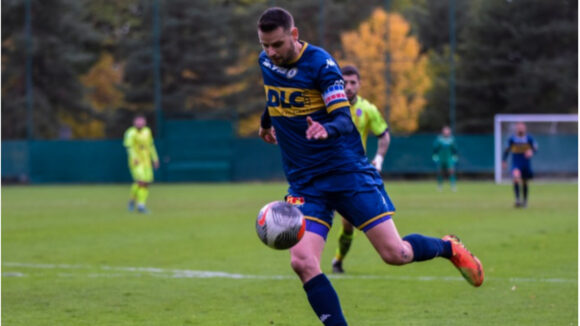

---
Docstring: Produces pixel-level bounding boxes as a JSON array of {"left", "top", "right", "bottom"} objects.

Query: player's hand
[
  {"left": 372, "top": 154, "right": 384, "bottom": 172},
  {"left": 259, "top": 127, "right": 277, "bottom": 144},
  {"left": 153, "top": 160, "right": 160, "bottom": 169},
  {"left": 306, "top": 116, "right": 328, "bottom": 140},
  {"left": 502, "top": 161, "right": 507, "bottom": 170},
  {"left": 524, "top": 149, "right": 533, "bottom": 158}
]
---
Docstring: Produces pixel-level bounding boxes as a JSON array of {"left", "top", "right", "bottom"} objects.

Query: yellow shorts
[{"left": 130, "top": 163, "right": 154, "bottom": 183}]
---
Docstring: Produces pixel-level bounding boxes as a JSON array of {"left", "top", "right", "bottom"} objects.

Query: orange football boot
[{"left": 443, "top": 235, "right": 484, "bottom": 287}]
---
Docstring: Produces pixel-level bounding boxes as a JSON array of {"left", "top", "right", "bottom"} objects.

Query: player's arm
[
  {"left": 123, "top": 129, "right": 139, "bottom": 165},
  {"left": 502, "top": 138, "right": 513, "bottom": 169},
  {"left": 525, "top": 136, "right": 538, "bottom": 158},
  {"left": 451, "top": 139, "right": 458, "bottom": 162},
  {"left": 307, "top": 56, "right": 353, "bottom": 140},
  {"left": 367, "top": 105, "right": 390, "bottom": 171},
  {"left": 259, "top": 105, "right": 277, "bottom": 144},
  {"left": 432, "top": 139, "right": 440, "bottom": 163},
  {"left": 149, "top": 133, "right": 160, "bottom": 169},
  {"left": 306, "top": 107, "right": 353, "bottom": 140}
]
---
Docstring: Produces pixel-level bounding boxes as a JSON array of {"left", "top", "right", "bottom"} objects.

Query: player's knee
[
  {"left": 290, "top": 254, "right": 319, "bottom": 276},
  {"left": 377, "top": 244, "right": 410, "bottom": 266}
]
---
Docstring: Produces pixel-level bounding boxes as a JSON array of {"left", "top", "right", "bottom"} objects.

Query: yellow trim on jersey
[
  {"left": 357, "top": 211, "right": 395, "bottom": 230},
  {"left": 265, "top": 85, "right": 326, "bottom": 117},
  {"left": 288, "top": 41, "right": 309, "bottom": 64},
  {"left": 510, "top": 143, "right": 532, "bottom": 153},
  {"left": 304, "top": 216, "right": 331, "bottom": 229},
  {"left": 326, "top": 102, "right": 350, "bottom": 114}
]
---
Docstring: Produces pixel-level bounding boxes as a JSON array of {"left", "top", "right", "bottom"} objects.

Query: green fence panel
[
  {"left": 2, "top": 121, "right": 576, "bottom": 183},
  {"left": 232, "top": 138, "right": 284, "bottom": 181},
  {"left": 27, "top": 140, "right": 132, "bottom": 183},
  {"left": 1, "top": 141, "right": 29, "bottom": 182},
  {"left": 163, "top": 120, "right": 233, "bottom": 182}
]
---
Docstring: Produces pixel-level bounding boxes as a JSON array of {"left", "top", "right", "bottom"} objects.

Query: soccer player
[
  {"left": 331, "top": 65, "right": 391, "bottom": 274},
  {"left": 256, "top": 7, "right": 483, "bottom": 325},
  {"left": 124, "top": 114, "right": 159, "bottom": 214},
  {"left": 502, "top": 122, "right": 538, "bottom": 207},
  {"left": 432, "top": 126, "right": 458, "bottom": 191}
]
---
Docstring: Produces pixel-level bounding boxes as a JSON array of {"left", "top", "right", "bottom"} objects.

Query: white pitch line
[{"left": 2, "top": 262, "right": 577, "bottom": 284}]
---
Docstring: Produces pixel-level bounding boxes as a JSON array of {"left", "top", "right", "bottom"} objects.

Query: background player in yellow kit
[
  {"left": 124, "top": 114, "right": 159, "bottom": 214},
  {"left": 331, "top": 65, "right": 391, "bottom": 273}
]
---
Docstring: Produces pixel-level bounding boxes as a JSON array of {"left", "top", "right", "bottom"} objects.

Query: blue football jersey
[
  {"left": 504, "top": 134, "right": 538, "bottom": 168},
  {"left": 259, "top": 42, "right": 373, "bottom": 187}
]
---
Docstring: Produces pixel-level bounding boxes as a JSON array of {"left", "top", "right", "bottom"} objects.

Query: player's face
[
  {"left": 343, "top": 74, "right": 360, "bottom": 102},
  {"left": 258, "top": 26, "right": 298, "bottom": 66},
  {"left": 134, "top": 117, "right": 146, "bottom": 129},
  {"left": 516, "top": 123, "right": 526, "bottom": 136},
  {"left": 442, "top": 127, "right": 451, "bottom": 137}
]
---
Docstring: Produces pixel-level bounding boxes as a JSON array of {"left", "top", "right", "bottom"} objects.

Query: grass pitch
[{"left": 2, "top": 181, "right": 577, "bottom": 325}]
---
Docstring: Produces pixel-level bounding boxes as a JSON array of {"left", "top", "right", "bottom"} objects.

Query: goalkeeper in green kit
[{"left": 433, "top": 126, "right": 458, "bottom": 191}]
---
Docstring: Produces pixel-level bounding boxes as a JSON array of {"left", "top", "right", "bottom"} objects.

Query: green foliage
[
  {"left": 1, "top": 0, "right": 102, "bottom": 139},
  {"left": 455, "top": 0, "right": 578, "bottom": 132},
  {"left": 2, "top": 182, "right": 578, "bottom": 325}
]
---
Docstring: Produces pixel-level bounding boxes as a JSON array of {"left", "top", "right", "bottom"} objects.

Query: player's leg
[
  {"left": 512, "top": 168, "right": 522, "bottom": 207},
  {"left": 291, "top": 231, "right": 347, "bottom": 326},
  {"left": 134, "top": 164, "right": 153, "bottom": 213},
  {"left": 522, "top": 179, "right": 529, "bottom": 207},
  {"left": 287, "top": 192, "right": 348, "bottom": 326},
  {"left": 129, "top": 182, "right": 139, "bottom": 211},
  {"left": 337, "top": 186, "right": 483, "bottom": 287},
  {"left": 436, "top": 165, "right": 444, "bottom": 191},
  {"left": 128, "top": 165, "right": 140, "bottom": 211},
  {"left": 448, "top": 162, "right": 457, "bottom": 192},
  {"left": 136, "top": 181, "right": 150, "bottom": 213},
  {"left": 332, "top": 217, "right": 354, "bottom": 274}
]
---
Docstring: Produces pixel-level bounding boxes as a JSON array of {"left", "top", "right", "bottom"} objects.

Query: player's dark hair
[
  {"left": 134, "top": 114, "right": 146, "bottom": 120},
  {"left": 258, "top": 7, "right": 294, "bottom": 32},
  {"left": 341, "top": 65, "right": 360, "bottom": 80}
]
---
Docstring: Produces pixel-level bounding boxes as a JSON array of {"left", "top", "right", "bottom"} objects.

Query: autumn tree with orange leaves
[{"left": 339, "top": 8, "right": 430, "bottom": 133}]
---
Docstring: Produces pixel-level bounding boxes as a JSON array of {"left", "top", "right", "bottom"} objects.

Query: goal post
[{"left": 494, "top": 114, "right": 578, "bottom": 184}]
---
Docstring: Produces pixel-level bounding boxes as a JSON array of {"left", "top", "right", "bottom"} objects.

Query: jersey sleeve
[
  {"left": 316, "top": 55, "right": 350, "bottom": 114},
  {"left": 367, "top": 104, "right": 388, "bottom": 136},
  {"left": 148, "top": 130, "right": 159, "bottom": 163},
  {"left": 502, "top": 138, "right": 513, "bottom": 161},
  {"left": 529, "top": 135, "right": 538, "bottom": 153},
  {"left": 123, "top": 128, "right": 138, "bottom": 159}
]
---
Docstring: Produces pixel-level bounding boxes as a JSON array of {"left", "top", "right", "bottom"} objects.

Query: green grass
[{"left": 2, "top": 181, "right": 577, "bottom": 325}]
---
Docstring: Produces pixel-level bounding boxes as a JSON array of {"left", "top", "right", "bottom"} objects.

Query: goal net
[{"left": 494, "top": 114, "right": 578, "bottom": 184}]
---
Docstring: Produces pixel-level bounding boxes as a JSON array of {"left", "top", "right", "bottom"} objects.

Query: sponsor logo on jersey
[
  {"left": 286, "top": 67, "right": 298, "bottom": 79},
  {"left": 325, "top": 59, "right": 336, "bottom": 69},
  {"left": 264, "top": 86, "right": 324, "bottom": 117}
]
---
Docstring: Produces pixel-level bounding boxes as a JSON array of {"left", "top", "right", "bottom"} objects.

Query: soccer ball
[{"left": 255, "top": 201, "right": 306, "bottom": 250}]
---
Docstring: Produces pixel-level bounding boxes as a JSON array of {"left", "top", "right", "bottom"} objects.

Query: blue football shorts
[
  {"left": 286, "top": 171, "right": 395, "bottom": 240},
  {"left": 512, "top": 164, "right": 534, "bottom": 179}
]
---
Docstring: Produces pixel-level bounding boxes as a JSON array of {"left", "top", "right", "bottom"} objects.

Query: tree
[
  {"left": 2, "top": 0, "right": 101, "bottom": 139},
  {"left": 455, "top": 0, "right": 577, "bottom": 132},
  {"left": 339, "top": 8, "right": 430, "bottom": 133}
]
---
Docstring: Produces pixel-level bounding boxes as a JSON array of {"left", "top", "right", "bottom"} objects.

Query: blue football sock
[
  {"left": 403, "top": 234, "right": 453, "bottom": 261},
  {"left": 514, "top": 183, "right": 520, "bottom": 201},
  {"left": 303, "top": 274, "right": 347, "bottom": 326}
]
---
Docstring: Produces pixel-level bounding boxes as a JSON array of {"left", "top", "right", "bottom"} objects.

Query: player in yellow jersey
[
  {"left": 331, "top": 65, "right": 391, "bottom": 273},
  {"left": 124, "top": 114, "right": 159, "bottom": 214}
]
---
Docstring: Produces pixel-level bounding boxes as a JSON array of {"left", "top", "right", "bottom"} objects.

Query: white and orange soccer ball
[{"left": 255, "top": 201, "right": 306, "bottom": 250}]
